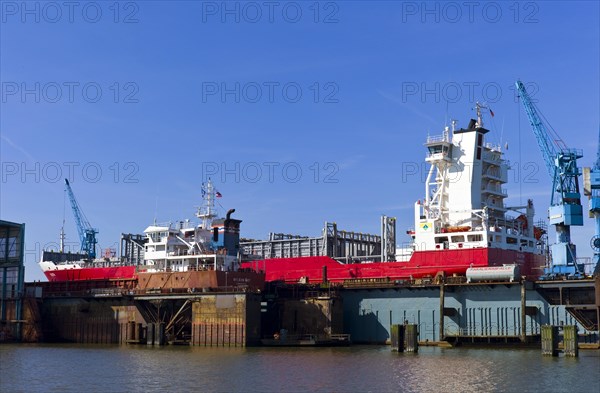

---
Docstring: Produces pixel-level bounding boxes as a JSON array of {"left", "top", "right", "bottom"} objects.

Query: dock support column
[
  {"left": 520, "top": 281, "right": 527, "bottom": 343},
  {"left": 146, "top": 323, "right": 155, "bottom": 345},
  {"left": 439, "top": 283, "right": 445, "bottom": 341}
]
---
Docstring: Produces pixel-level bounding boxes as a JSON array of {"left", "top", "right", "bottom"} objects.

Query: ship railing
[
  {"left": 89, "top": 288, "right": 124, "bottom": 297},
  {"left": 559, "top": 148, "right": 584, "bottom": 158},
  {"left": 482, "top": 185, "right": 504, "bottom": 194},
  {"left": 130, "top": 286, "right": 256, "bottom": 296},
  {"left": 577, "top": 257, "right": 594, "bottom": 273},
  {"left": 395, "top": 254, "right": 412, "bottom": 262},
  {"left": 482, "top": 151, "right": 502, "bottom": 162},
  {"left": 426, "top": 134, "right": 449, "bottom": 144},
  {"left": 483, "top": 171, "right": 502, "bottom": 180},
  {"left": 484, "top": 142, "right": 502, "bottom": 152}
]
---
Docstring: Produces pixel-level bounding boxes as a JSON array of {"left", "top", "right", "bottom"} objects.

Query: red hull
[
  {"left": 43, "top": 266, "right": 137, "bottom": 282},
  {"left": 241, "top": 248, "right": 546, "bottom": 283}
]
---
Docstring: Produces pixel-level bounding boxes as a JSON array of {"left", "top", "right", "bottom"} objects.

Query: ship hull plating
[
  {"left": 42, "top": 266, "right": 137, "bottom": 282},
  {"left": 242, "top": 248, "right": 546, "bottom": 284}
]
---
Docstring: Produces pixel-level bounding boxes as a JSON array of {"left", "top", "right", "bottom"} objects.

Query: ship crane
[
  {"left": 583, "top": 130, "right": 600, "bottom": 275},
  {"left": 515, "top": 81, "right": 584, "bottom": 277},
  {"left": 64, "top": 179, "right": 98, "bottom": 259}
]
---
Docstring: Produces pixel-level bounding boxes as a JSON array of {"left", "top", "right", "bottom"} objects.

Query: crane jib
[{"left": 64, "top": 178, "right": 98, "bottom": 259}]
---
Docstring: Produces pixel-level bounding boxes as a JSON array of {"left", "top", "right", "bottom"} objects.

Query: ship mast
[
  {"left": 475, "top": 102, "right": 487, "bottom": 128},
  {"left": 196, "top": 179, "right": 218, "bottom": 229},
  {"left": 60, "top": 188, "right": 66, "bottom": 253},
  {"left": 59, "top": 221, "right": 66, "bottom": 253}
]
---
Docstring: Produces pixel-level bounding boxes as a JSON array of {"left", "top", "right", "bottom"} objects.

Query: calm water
[{"left": 1, "top": 344, "right": 598, "bottom": 392}]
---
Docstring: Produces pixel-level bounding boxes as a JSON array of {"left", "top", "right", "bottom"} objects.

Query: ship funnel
[{"left": 226, "top": 209, "right": 235, "bottom": 220}]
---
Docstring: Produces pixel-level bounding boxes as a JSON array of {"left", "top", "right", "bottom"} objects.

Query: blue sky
[{"left": 1, "top": 1, "right": 598, "bottom": 281}]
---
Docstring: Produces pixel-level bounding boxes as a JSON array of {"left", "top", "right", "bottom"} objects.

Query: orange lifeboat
[{"left": 444, "top": 226, "right": 471, "bottom": 233}]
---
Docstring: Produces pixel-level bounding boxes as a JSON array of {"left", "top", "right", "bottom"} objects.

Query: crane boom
[
  {"left": 515, "top": 81, "right": 559, "bottom": 180},
  {"left": 516, "top": 81, "right": 584, "bottom": 277},
  {"left": 64, "top": 179, "right": 98, "bottom": 259}
]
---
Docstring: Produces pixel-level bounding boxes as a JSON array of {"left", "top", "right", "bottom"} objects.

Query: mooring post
[
  {"left": 541, "top": 325, "right": 559, "bottom": 356},
  {"left": 563, "top": 325, "right": 579, "bottom": 357},
  {"left": 520, "top": 280, "right": 527, "bottom": 343},
  {"left": 439, "top": 283, "right": 445, "bottom": 342},
  {"left": 390, "top": 324, "right": 404, "bottom": 352},
  {"left": 405, "top": 324, "right": 419, "bottom": 353}
]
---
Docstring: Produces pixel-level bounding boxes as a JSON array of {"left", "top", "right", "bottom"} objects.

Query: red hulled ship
[{"left": 240, "top": 104, "right": 547, "bottom": 283}]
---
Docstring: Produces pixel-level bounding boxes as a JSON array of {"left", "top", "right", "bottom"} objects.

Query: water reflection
[{"left": 1, "top": 345, "right": 598, "bottom": 393}]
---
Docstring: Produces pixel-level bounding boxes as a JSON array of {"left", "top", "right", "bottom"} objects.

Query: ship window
[
  {"left": 529, "top": 241, "right": 534, "bottom": 247},
  {"left": 451, "top": 235, "right": 465, "bottom": 243},
  {"left": 156, "top": 245, "right": 165, "bottom": 251},
  {"left": 213, "top": 227, "right": 219, "bottom": 242},
  {"left": 435, "top": 236, "right": 448, "bottom": 244},
  {"left": 467, "top": 234, "right": 483, "bottom": 242},
  {"left": 506, "top": 237, "right": 517, "bottom": 244}
]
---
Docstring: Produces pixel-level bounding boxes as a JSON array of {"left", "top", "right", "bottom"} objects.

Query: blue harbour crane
[
  {"left": 64, "top": 179, "right": 98, "bottom": 259},
  {"left": 583, "top": 130, "right": 600, "bottom": 275},
  {"left": 515, "top": 81, "right": 584, "bottom": 277}
]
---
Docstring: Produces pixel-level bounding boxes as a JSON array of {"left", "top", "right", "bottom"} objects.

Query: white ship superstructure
[
  {"left": 399, "top": 103, "right": 545, "bottom": 262},
  {"left": 142, "top": 179, "right": 240, "bottom": 272}
]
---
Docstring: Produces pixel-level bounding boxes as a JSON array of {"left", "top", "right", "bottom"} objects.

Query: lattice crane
[
  {"left": 515, "top": 81, "right": 584, "bottom": 277},
  {"left": 583, "top": 130, "right": 600, "bottom": 275},
  {"left": 64, "top": 179, "right": 98, "bottom": 259}
]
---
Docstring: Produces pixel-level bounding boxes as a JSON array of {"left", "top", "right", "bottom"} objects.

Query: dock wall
[
  {"left": 191, "top": 293, "right": 261, "bottom": 346},
  {"left": 342, "top": 283, "right": 598, "bottom": 344},
  {"left": 33, "top": 293, "right": 261, "bottom": 346}
]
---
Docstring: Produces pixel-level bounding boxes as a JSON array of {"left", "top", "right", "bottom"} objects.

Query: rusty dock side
[{"left": 20, "top": 269, "right": 264, "bottom": 347}]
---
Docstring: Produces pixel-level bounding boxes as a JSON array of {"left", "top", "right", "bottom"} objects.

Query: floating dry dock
[{"left": 5, "top": 275, "right": 598, "bottom": 347}]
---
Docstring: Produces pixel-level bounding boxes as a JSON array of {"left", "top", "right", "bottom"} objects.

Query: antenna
[
  {"left": 474, "top": 102, "right": 488, "bottom": 128},
  {"left": 451, "top": 119, "right": 458, "bottom": 133},
  {"left": 60, "top": 186, "right": 67, "bottom": 252},
  {"left": 154, "top": 195, "right": 158, "bottom": 225},
  {"left": 500, "top": 116, "right": 505, "bottom": 152},
  {"left": 444, "top": 99, "right": 449, "bottom": 128},
  {"left": 59, "top": 221, "right": 66, "bottom": 253},
  {"left": 196, "top": 178, "right": 218, "bottom": 229}
]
